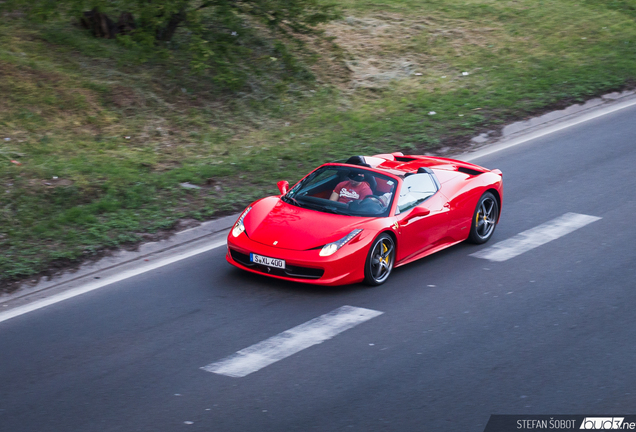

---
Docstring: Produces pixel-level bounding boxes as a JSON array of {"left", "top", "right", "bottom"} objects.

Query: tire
[
  {"left": 468, "top": 192, "right": 499, "bottom": 244},
  {"left": 364, "top": 233, "right": 396, "bottom": 286}
]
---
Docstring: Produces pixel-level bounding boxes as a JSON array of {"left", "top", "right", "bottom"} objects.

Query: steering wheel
[
  {"left": 348, "top": 195, "right": 385, "bottom": 214},
  {"left": 361, "top": 195, "right": 384, "bottom": 205}
]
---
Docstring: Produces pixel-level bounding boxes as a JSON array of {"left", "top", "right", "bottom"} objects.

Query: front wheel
[
  {"left": 364, "top": 233, "right": 395, "bottom": 286},
  {"left": 468, "top": 192, "right": 499, "bottom": 244}
]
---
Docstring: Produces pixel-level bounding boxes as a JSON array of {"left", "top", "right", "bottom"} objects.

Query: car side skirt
[{"left": 395, "top": 238, "right": 464, "bottom": 268}]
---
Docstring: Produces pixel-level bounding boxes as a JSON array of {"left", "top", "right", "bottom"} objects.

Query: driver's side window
[{"left": 397, "top": 174, "right": 438, "bottom": 214}]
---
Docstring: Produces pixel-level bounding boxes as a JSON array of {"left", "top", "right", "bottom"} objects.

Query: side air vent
[
  {"left": 457, "top": 166, "right": 483, "bottom": 176},
  {"left": 394, "top": 156, "right": 417, "bottom": 162}
]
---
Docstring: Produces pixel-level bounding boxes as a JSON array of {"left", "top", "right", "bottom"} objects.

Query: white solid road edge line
[
  {"left": 0, "top": 239, "right": 227, "bottom": 324},
  {"left": 202, "top": 305, "right": 384, "bottom": 378},
  {"left": 460, "top": 96, "right": 636, "bottom": 162},
  {"left": 470, "top": 213, "right": 601, "bottom": 262}
]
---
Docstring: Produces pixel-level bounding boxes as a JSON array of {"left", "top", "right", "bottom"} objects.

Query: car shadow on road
[
  {"left": 217, "top": 239, "right": 492, "bottom": 299},
  {"left": 223, "top": 267, "right": 370, "bottom": 297}
]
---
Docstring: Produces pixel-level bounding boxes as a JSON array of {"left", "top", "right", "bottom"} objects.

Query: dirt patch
[
  {"left": 0, "top": 61, "right": 64, "bottom": 91},
  {"left": 40, "top": 178, "right": 74, "bottom": 188},
  {"left": 316, "top": 13, "right": 504, "bottom": 89},
  {"left": 1, "top": 10, "right": 26, "bottom": 19},
  {"left": 109, "top": 85, "right": 144, "bottom": 108},
  {"left": 0, "top": 60, "right": 104, "bottom": 124}
]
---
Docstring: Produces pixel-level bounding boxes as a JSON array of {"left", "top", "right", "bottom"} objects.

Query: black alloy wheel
[
  {"left": 364, "top": 233, "right": 395, "bottom": 286},
  {"left": 468, "top": 191, "right": 499, "bottom": 244}
]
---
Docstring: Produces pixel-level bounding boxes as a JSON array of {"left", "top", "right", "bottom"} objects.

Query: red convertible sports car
[{"left": 226, "top": 152, "right": 503, "bottom": 286}]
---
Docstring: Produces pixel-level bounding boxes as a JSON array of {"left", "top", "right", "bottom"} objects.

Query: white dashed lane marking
[
  {"left": 202, "top": 305, "right": 383, "bottom": 378},
  {"left": 470, "top": 212, "right": 602, "bottom": 262}
]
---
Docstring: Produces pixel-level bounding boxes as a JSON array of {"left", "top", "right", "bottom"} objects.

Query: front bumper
[{"left": 226, "top": 232, "right": 369, "bottom": 286}]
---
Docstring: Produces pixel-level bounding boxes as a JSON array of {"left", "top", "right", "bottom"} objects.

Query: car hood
[{"left": 244, "top": 197, "right": 367, "bottom": 251}]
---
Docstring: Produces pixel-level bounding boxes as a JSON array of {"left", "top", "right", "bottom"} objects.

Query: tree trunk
[
  {"left": 156, "top": 8, "right": 186, "bottom": 42},
  {"left": 81, "top": 8, "right": 136, "bottom": 39},
  {"left": 116, "top": 12, "right": 136, "bottom": 35},
  {"left": 81, "top": 8, "right": 117, "bottom": 39}
]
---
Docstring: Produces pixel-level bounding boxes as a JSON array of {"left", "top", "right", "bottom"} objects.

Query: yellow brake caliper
[{"left": 382, "top": 243, "right": 389, "bottom": 264}]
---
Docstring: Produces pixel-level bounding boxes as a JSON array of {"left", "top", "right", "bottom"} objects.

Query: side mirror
[
  {"left": 401, "top": 206, "right": 430, "bottom": 223},
  {"left": 277, "top": 180, "right": 289, "bottom": 195}
]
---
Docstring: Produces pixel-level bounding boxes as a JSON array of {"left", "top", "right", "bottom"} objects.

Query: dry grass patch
[{"left": 318, "top": 13, "right": 508, "bottom": 90}]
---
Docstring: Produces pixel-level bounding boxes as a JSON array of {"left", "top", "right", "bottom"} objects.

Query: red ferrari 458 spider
[{"left": 227, "top": 152, "right": 503, "bottom": 286}]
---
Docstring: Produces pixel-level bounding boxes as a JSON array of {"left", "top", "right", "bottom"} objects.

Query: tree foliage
[{"left": 2, "top": 0, "right": 340, "bottom": 90}]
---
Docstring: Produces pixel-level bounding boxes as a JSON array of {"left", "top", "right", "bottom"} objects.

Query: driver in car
[{"left": 330, "top": 172, "right": 372, "bottom": 204}]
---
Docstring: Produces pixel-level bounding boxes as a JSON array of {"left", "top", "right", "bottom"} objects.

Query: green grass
[{"left": 1, "top": 0, "right": 636, "bottom": 288}]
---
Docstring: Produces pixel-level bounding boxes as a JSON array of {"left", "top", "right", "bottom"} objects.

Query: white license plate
[{"left": 250, "top": 253, "right": 286, "bottom": 269}]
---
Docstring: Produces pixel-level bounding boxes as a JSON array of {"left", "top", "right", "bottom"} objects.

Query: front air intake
[{"left": 230, "top": 249, "right": 324, "bottom": 279}]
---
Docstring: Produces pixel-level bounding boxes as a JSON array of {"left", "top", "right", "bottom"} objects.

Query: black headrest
[{"left": 345, "top": 156, "right": 371, "bottom": 168}]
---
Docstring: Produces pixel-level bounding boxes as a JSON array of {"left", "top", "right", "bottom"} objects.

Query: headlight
[
  {"left": 319, "top": 229, "right": 363, "bottom": 257},
  {"left": 231, "top": 206, "right": 252, "bottom": 238}
]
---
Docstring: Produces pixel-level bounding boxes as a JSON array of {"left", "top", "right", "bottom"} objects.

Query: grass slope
[{"left": 1, "top": 0, "right": 635, "bottom": 289}]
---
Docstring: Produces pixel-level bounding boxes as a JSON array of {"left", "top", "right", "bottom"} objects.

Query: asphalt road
[{"left": 1, "top": 104, "right": 635, "bottom": 432}]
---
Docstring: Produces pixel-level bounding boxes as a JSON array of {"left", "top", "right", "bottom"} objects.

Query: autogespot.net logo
[
  {"left": 483, "top": 415, "right": 636, "bottom": 431},
  {"left": 580, "top": 417, "right": 633, "bottom": 429}
]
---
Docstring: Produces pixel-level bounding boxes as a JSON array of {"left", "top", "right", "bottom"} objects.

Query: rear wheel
[
  {"left": 468, "top": 192, "right": 499, "bottom": 244},
  {"left": 364, "top": 233, "right": 395, "bottom": 286}
]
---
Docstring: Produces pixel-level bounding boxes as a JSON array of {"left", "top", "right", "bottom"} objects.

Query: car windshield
[{"left": 282, "top": 166, "right": 397, "bottom": 217}]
